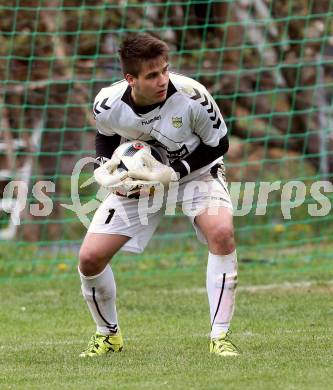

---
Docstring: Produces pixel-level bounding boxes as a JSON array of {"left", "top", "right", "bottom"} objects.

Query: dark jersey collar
[{"left": 121, "top": 79, "right": 177, "bottom": 116}]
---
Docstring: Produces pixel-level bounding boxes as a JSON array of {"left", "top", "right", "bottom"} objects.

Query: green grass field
[{"left": 1, "top": 253, "right": 332, "bottom": 390}]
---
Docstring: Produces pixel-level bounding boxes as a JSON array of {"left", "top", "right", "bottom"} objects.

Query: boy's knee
[
  {"left": 79, "top": 247, "right": 108, "bottom": 276},
  {"left": 208, "top": 224, "right": 235, "bottom": 254}
]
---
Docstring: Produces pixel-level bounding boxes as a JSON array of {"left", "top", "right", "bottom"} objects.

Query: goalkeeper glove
[
  {"left": 94, "top": 156, "right": 128, "bottom": 188},
  {"left": 127, "top": 151, "right": 178, "bottom": 187}
]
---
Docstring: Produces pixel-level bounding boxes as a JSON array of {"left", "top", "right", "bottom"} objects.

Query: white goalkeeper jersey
[{"left": 93, "top": 72, "right": 227, "bottom": 182}]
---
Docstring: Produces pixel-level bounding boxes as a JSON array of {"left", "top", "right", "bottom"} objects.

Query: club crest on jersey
[{"left": 172, "top": 116, "right": 183, "bottom": 128}]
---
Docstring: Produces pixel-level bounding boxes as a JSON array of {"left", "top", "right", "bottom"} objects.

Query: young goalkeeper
[{"left": 78, "top": 33, "right": 239, "bottom": 357}]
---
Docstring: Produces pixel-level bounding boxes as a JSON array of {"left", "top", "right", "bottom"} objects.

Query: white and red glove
[
  {"left": 127, "top": 151, "right": 178, "bottom": 187},
  {"left": 93, "top": 155, "right": 128, "bottom": 188}
]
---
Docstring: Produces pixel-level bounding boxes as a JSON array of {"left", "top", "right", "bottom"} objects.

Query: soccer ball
[{"left": 111, "top": 140, "right": 165, "bottom": 198}]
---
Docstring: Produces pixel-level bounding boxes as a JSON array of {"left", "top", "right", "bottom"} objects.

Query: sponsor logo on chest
[{"left": 141, "top": 115, "right": 161, "bottom": 126}]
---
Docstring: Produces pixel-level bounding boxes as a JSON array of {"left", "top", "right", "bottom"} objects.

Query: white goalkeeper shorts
[{"left": 88, "top": 164, "right": 232, "bottom": 253}]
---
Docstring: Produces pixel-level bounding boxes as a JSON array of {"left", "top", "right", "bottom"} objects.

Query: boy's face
[{"left": 126, "top": 56, "right": 169, "bottom": 106}]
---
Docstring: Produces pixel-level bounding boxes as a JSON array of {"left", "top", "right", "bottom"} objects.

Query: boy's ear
[{"left": 125, "top": 74, "right": 135, "bottom": 87}]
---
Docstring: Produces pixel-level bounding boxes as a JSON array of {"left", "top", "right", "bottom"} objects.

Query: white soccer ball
[{"left": 111, "top": 140, "right": 165, "bottom": 198}]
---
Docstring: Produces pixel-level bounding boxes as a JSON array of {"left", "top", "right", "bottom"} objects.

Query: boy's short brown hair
[{"left": 118, "top": 33, "right": 169, "bottom": 77}]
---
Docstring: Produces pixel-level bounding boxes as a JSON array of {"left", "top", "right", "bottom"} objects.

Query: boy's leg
[
  {"left": 181, "top": 165, "right": 239, "bottom": 356},
  {"left": 195, "top": 208, "right": 238, "bottom": 335},
  {"left": 79, "top": 233, "right": 129, "bottom": 333},
  {"left": 195, "top": 207, "right": 239, "bottom": 356},
  {"left": 78, "top": 193, "right": 163, "bottom": 357},
  {"left": 78, "top": 233, "right": 129, "bottom": 357}
]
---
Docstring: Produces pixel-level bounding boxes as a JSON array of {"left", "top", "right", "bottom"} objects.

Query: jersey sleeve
[
  {"left": 93, "top": 93, "right": 117, "bottom": 136},
  {"left": 191, "top": 88, "right": 227, "bottom": 147},
  {"left": 170, "top": 134, "right": 229, "bottom": 179},
  {"left": 93, "top": 91, "right": 120, "bottom": 169},
  {"left": 169, "top": 79, "right": 229, "bottom": 179},
  {"left": 96, "top": 120, "right": 116, "bottom": 136}
]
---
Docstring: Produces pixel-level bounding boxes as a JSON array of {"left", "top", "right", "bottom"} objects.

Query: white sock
[
  {"left": 206, "top": 250, "right": 238, "bottom": 340},
  {"left": 79, "top": 265, "right": 119, "bottom": 336}
]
